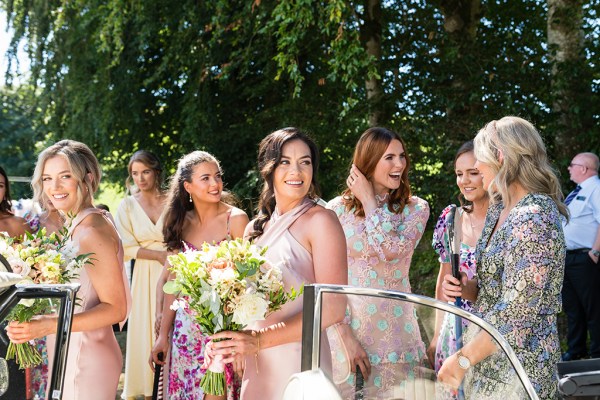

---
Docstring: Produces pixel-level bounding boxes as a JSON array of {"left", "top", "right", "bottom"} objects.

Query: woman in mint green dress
[{"left": 327, "top": 127, "right": 430, "bottom": 399}]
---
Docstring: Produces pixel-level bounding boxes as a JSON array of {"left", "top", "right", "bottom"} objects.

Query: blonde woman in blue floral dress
[
  {"left": 327, "top": 127, "right": 430, "bottom": 399},
  {"left": 439, "top": 117, "right": 567, "bottom": 399}
]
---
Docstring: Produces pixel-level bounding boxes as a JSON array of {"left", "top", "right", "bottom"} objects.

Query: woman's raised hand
[{"left": 346, "top": 165, "right": 377, "bottom": 213}]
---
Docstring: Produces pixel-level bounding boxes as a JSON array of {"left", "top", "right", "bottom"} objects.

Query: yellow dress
[{"left": 115, "top": 196, "right": 166, "bottom": 398}]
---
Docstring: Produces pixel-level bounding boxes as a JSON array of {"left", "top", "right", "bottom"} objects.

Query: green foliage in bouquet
[{"left": 0, "top": 227, "right": 92, "bottom": 368}]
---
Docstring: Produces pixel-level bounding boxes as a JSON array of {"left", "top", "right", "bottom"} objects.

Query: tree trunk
[
  {"left": 360, "top": 0, "right": 382, "bottom": 127},
  {"left": 439, "top": 0, "right": 481, "bottom": 122},
  {"left": 437, "top": 0, "right": 482, "bottom": 141},
  {"left": 547, "top": 0, "right": 591, "bottom": 159}
]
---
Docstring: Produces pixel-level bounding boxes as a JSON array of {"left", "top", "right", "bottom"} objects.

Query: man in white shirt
[{"left": 562, "top": 152, "right": 600, "bottom": 361}]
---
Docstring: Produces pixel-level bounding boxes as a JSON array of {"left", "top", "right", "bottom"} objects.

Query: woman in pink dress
[
  {"left": 208, "top": 128, "right": 348, "bottom": 400},
  {"left": 7, "top": 139, "right": 131, "bottom": 400},
  {"left": 327, "top": 127, "right": 430, "bottom": 399},
  {"left": 150, "top": 151, "right": 248, "bottom": 400}
]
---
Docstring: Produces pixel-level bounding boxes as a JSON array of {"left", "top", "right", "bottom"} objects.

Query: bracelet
[{"left": 251, "top": 330, "right": 261, "bottom": 374}]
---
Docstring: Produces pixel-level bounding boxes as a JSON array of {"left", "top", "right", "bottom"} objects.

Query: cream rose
[{"left": 232, "top": 293, "right": 269, "bottom": 326}]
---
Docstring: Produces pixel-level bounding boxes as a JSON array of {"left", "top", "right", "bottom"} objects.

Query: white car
[{"left": 284, "top": 284, "right": 543, "bottom": 400}]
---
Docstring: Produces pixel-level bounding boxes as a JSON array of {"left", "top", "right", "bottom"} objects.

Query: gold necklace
[{"left": 468, "top": 213, "right": 484, "bottom": 230}]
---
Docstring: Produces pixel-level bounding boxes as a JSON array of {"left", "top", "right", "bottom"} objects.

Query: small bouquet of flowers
[
  {"left": 164, "top": 238, "right": 302, "bottom": 396},
  {"left": 0, "top": 228, "right": 91, "bottom": 368}
]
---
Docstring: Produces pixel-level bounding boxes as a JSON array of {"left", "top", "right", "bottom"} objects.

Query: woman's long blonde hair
[{"left": 474, "top": 116, "right": 568, "bottom": 217}]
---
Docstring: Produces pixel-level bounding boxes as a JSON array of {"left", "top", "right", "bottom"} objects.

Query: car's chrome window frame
[
  {"left": 0, "top": 283, "right": 79, "bottom": 400},
  {"left": 301, "top": 284, "right": 540, "bottom": 400}
]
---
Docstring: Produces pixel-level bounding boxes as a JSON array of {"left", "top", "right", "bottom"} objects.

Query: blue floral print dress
[{"left": 466, "top": 193, "right": 565, "bottom": 399}]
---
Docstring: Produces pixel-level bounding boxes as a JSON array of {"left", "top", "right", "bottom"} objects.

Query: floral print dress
[
  {"left": 168, "top": 239, "right": 240, "bottom": 400},
  {"left": 465, "top": 193, "right": 565, "bottom": 399},
  {"left": 431, "top": 205, "right": 478, "bottom": 373},
  {"left": 327, "top": 195, "right": 430, "bottom": 399}
]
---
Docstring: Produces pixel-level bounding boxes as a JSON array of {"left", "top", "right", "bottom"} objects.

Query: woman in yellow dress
[{"left": 116, "top": 150, "right": 168, "bottom": 400}]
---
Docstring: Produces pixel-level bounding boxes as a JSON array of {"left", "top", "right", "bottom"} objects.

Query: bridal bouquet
[
  {"left": 164, "top": 238, "right": 302, "bottom": 396},
  {"left": 0, "top": 228, "right": 91, "bottom": 368}
]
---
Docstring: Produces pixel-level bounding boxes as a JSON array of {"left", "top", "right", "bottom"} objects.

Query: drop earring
[{"left": 189, "top": 194, "right": 193, "bottom": 203}]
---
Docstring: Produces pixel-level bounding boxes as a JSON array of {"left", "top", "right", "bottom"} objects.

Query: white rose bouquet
[
  {"left": 163, "top": 238, "right": 302, "bottom": 396},
  {"left": 0, "top": 228, "right": 91, "bottom": 368}
]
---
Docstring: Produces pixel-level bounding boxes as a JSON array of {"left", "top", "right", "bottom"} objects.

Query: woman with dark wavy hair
[
  {"left": 326, "top": 127, "right": 430, "bottom": 399},
  {"left": 150, "top": 150, "right": 248, "bottom": 400},
  {"left": 0, "top": 165, "right": 31, "bottom": 237},
  {"left": 208, "top": 127, "right": 348, "bottom": 400}
]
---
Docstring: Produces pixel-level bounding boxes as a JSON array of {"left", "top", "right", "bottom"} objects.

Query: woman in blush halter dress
[
  {"left": 326, "top": 127, "right": 430, "bottom": 399},
  {"left": 7, "top": 140, "right": 131, "bottom": 400},
  {"left": 150, "top": 151, "right": 248, "bottom": 400},
  {"left": 208, "top": 128, "right": 348, "bottom": 400}
]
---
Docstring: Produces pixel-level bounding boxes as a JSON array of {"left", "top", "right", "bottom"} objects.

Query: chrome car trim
[
  {"left": 0, "top": 283, "right": 80, "bottom": 399},
  {"left": 301, "top": 284, "right": 539, "bottom": 400}
]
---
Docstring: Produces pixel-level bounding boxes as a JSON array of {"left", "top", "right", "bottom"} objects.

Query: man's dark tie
[{"left": 565, "top": 185, "right": 582, "bottom": 205}]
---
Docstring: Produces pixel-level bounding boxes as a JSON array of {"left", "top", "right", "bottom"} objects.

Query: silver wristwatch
[
  {"left": 591, "top": 249, "right": 600, "bottom": 258},
  {"left": 456, "top": 350, "right": 471, "bottom": 370}
]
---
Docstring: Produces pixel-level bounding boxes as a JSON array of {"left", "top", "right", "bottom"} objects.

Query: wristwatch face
[
  {"left": 458, "top": 355, "right": 471, "bottom": 369},
  {"left": 592, "top": 250, "right": 600, "bottom": 257}
]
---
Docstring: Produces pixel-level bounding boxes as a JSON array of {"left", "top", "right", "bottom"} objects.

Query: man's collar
[{"left": 579, "top": 175, "right": 600, "bottom": 189}]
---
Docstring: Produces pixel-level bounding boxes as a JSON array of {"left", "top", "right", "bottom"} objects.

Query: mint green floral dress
[{"left": 327, "top": 196, "right": 430, "bottom": 399}]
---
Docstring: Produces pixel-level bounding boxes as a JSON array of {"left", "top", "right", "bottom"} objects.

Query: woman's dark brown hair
[
  {"left": 0, "top": 166, "right": 14, "bottom": 214},
  {"left": 342, "top": 127, "right": 411, "bottom": 217},
  {"left": 251, "top": 127, "right": 321, "bottom": 239},
  {"left": 162, "top": 151, "right": 234, "bottom": 250}
]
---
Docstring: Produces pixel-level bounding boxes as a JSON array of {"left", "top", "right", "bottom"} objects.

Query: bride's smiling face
[{"left": 42, "top": 156, "right": 83, "bottom": 213}]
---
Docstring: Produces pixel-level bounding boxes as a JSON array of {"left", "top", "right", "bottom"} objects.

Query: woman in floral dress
[
  {"left": 429, "top": 141, "right": 489, "bottom": 375},
  {"left": 150, "top": 151, "right": 248, "bottom": 400},
  {"left": 439, "top": 117, "right": 567, "bottom": 399},
  {"left": 327, "top": 127, "right": 430, "bottom": 399}
]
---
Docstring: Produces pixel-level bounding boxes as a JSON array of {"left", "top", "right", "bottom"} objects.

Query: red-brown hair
[{"left": 342, "top": 127, "right": 411, "bottom": 217}]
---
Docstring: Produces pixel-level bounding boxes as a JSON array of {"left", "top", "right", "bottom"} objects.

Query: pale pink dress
[
  {"left": 241, "top": 198, "right": 332, "bottom": 400},
  {"left": 47, "top": 208, "right": 132, "bottom": 400}
]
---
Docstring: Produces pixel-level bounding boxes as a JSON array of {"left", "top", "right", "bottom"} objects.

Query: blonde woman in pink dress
[
  {"left": 208, "top": 128, "right": 348, "bottom": 400},
  {"left": 327, "top": 127, "right": 430, "bottom": 399},
  {"left": 7, "top": 140, "right": 131, "bottom": 400}
]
